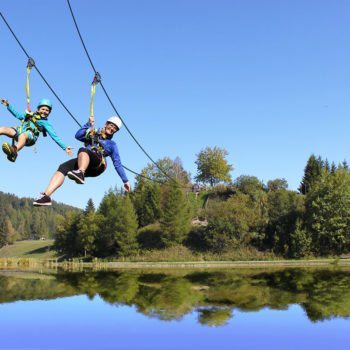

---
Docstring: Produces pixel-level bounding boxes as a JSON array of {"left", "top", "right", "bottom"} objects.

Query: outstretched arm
[
  {"left": 1, "top": 98, "right": 25, "bottom": 120},
  {"left": 41, "top": 120, "right": 73, "bottom": 155}
]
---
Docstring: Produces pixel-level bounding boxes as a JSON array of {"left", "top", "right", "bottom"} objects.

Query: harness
[
  {"left": 84, "top": 129, "right": 107, "bottom": 169},
  {"left": 20, "top": 112, "right": 48, "bottom": 138}
]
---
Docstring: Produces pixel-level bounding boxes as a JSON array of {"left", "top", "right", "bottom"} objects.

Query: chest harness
[
  {"left": 84, "top": 129, "right": 107, "bottom": 169},
  {"left": 21, "top": 112, "right": 48, "bottom": 137},
  {"left": 12, "top": 112, "right": 48, "bottom": 148}
]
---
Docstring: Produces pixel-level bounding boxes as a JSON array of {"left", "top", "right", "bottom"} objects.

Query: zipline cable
[
  {"left": 0, "top": 12, "right": 82, "bottom": 128},
  {"left": 0, "top": 11, "right": 162, "bottom": 186},
  {"left": 0, "top": 11, "right": 190, "bottom": 190},
  {"left": 66, "top": 0, "right": 187, "bottom": 188}
]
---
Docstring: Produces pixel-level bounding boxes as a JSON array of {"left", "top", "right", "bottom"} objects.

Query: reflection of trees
[
  {"left": 99, "top": 272, "right": 140, "bottom": 305},
  {"left": 1, "top": 268, "right": 350, "bottom": 324},
  {"left": 0, "top": 274, "right": 77, "bottom": 302},
  {"left": 259, "top": 269, "right": 350, "bottom": 322},
  {"left": 134, "top": 276, "right": 202, "bottom": 320},
  {"left": 198, "top": 307, "right": 232, "bottom": 326}
]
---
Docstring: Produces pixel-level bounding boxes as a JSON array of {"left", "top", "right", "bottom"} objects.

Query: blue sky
[{"left": 1, "top": 0, "right": 350, "bottom": 209}]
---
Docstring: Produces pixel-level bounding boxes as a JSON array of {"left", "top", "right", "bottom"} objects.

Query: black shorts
[{"left": 57, "top": 148, "right": 106, "bottom": 178}]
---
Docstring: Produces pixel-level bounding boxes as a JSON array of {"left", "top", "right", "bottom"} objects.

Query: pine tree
[
  {"left": 324, "top": 159, "right": 330, "bottom": 172},
  {"left": 299, "top": 154, "right": 324, "bottom": 194},
  {"left": 160, "top": 185, "right": 191, "bottom": 247},
  {"left": 305, "top": 169, "right": 350, "bottom": 255},
  {"left": 112, "top": 195, "right": 139, "bottom": 257},
  {"left": 54, "top": 212, "right": 82, "bottom": 257},
  {"left": 135, "top": 183, "right": 161, "bottom": 227},
  {"left": 331, "top": 162, "right": 337, "bottom": 174},
  {"left": 342, "top": 160, "right": 349, "bottom": 171},
  {"left": 84, "top": 198, "right": 96, "bottom": 215},
  {"left": 77, "top": 212, "right": 103, "bottom": 257},
  {"left": 5, "top": 219, "right": 17, "bottom": 245},
  {"left": 0, "top": 216, "right": 7, "bottom": 248},
  {"left": 96, "top": 191, "right": 119, "bottom": 256}
]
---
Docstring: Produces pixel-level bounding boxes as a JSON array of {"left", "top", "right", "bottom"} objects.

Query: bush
[{"left": 138, "top": 223, "right": 163, "bottom": 249}]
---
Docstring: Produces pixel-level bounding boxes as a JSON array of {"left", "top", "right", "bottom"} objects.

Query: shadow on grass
[{"left": 24, "top": 246, "right": 52, "bottom": 256}]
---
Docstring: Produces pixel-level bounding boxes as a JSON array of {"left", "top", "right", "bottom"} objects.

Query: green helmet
[{"left": 37, "top": 98, "right": 52, "bottom": 111}]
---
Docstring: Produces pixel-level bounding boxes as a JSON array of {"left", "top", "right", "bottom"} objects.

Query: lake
[{"left": 0, "top": 267, "right": 349, "bottom": 349}]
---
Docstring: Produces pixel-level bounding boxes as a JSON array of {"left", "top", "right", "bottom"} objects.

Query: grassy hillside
[{"left": 0, "top": 240, "right": 57, "bottom": 259}]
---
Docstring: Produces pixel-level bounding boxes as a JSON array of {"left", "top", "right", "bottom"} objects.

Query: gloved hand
[{"left": 1, "top": 99, "right": 9, "bottom": 107}]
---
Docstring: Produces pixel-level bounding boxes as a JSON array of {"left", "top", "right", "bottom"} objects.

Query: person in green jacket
[{"left": 0, "top": 98, "right": 73, "bottom": 162}]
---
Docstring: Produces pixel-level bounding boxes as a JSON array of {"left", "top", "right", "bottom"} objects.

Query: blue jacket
[
  {"left": 75, "top": 123, "right": 129, "bottom": 183},
  {"left": 7, "top": 105, "right": 68, "bottom": 150}
]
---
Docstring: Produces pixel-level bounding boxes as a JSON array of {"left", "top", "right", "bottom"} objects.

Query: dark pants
[{"left": 57, "top": 148, "right": 106, "bottom": 177}]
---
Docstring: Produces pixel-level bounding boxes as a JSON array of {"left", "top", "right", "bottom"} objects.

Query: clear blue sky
[{"left": 1, "top": 0, "right": 350, "bottom": 209}]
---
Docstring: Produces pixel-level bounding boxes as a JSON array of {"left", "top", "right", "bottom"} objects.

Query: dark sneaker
[
  {"left": 67, "top": 170, "right": 85, "bottom": 184},
  {"left": 33, "top": 193, "right": 52, "bottom": 207},
  {"left": 2, "top": 143, "right": 18, "bottom": 162}
]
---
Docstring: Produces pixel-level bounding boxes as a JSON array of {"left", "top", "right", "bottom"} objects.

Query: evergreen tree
[
  {"left": 5, "top": 219, "right": 17, "bottom": 245},
  {"left": 266, "top": 188, "right": 305, "bottom": 256},
  {"left": 96, "top": 191, "right": 119, "bottom": 256},
  {"left": 331, "top": 162, "right": 337, "bottom": 174},
  {"left": 341, "top": 160, "right": 349, "bottom": 171},
  {"left": 160, "top": 185, "right": 191, "bottom": 247},
  {"left": 134, "top": 182, "right": 161, "bottom": 227},
  {"left": 305, "top": 169, "right": 350, "bottom": 255},
  {"left": 324, "top": 159, "right": 330, "bottom": 172},
  {"left": 0, "top": 191, "right": 79, "bottom": 241},
  {"left": 0, "top": 216, "right": 7, "bottom": 248},
  {"left": 299, "top": 154, "right": 324, "bottom": 194},
  {"left": 112, "top": 195, "right": 139, "bottom": 257},
  {"left": 84, "top": 198, "right": 96, "bottom": 215},
  {"left": 77, "top": 212, "right": 103, "bottom": 257},
  {"left": 54, "top": 212, "right": 82, "bottom": 257}
]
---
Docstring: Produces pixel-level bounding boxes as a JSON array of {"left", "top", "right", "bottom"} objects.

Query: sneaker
[
  {"left": 2, "top": 143, "right": 18, "bottom": 162},
  {"left": 33, "top": 193, "right": 52, "bottom": 206},
  {"left": 67, "top": 170, "right": 85, "bottom": 184}
]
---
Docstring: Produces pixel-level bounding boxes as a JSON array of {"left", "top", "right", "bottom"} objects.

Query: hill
[
  {"left": 0, "top": 240, "right": 56, "bottom": 259},
  {"left": 0, "top": 191, "right": 80, "bottom": 244}
]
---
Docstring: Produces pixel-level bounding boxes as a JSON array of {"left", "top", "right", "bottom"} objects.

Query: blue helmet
[{"left": 37, "top": 98, "right": 52, "bottom": 111}]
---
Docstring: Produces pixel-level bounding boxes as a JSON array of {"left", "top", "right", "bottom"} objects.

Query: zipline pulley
[
  {"left": 25, "top": 57, "right": 35, "bottom": 112},
  {"left": 90, "top": 72, "right": 101, "bottom": 119}
]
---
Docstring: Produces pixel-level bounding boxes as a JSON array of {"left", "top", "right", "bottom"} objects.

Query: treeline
[
  {"left": 0, "top": 191, "right": 80, "bottom": 248},
  {"left": 55, "top": 151, "right": 350, "bottom": 259},
  {"left": 2, "top": 148, "right": 350, "bottom": 259}
]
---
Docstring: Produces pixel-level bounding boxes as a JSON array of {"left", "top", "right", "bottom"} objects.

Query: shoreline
[{"left": 1, "top": 258, "right": 350, "bottom": 270}]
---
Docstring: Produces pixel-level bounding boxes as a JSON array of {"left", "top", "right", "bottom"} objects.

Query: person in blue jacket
[
  {"left": 0, "top": 98, "right": 73, "bottom": 162},
  {"left": 33, "top": 115, "right": 131, "bottom": 206}
]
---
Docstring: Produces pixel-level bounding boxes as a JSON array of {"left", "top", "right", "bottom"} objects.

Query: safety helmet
[
  {"left": 106, "top": 116, "right": 122, "bottom": 130},
  {"left": 37, "top": 98, "right": 52, "bottom": 111}
]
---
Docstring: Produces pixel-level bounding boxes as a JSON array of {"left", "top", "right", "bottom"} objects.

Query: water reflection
[{"left": 1, "top": 268, "right": 350, "bottom": 325}]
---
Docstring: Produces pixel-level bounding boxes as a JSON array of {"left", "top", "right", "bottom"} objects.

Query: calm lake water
[{"left": 0, "top": 267, "right": 350, "bottom": 350}]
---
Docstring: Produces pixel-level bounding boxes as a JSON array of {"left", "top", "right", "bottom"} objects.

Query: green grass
[
  {"left": 1, "top": 240, "right": 350, "bottom": 269},
  {"left": 0, "top": 240, "right": 57, "bottom": 259}
]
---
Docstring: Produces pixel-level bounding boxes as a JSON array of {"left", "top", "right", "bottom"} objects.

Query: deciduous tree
[{"left": 195, "top": 147, "right": 233, "bottom": 187}]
